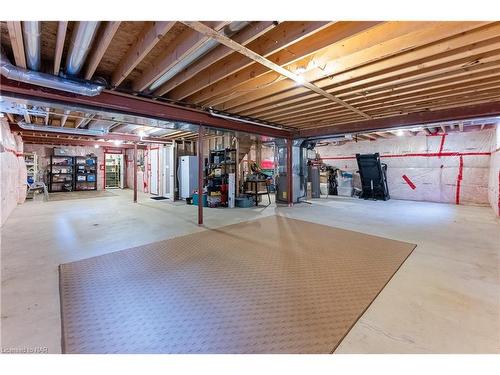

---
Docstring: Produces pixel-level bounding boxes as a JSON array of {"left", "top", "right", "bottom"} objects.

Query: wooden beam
[
  {"left": 84, "top": 21, "right": 121, "bottom": 80},
  {"left": 53, "top": 21, "right": 68, "bottom": 75},
  {"left": 297, "top": 100, "right": 500, "bottom": 138},
  {"left": 182, "top": 21, "right": 370, "bottom": 120},
  {"left": 153, "top": 21, "right": 278, "bottom": 96},
  {"left": 111, "top": 21, "right": 176, "bottom": 87},
  {"left": 6, "top": 21, "right": 26, "bottom": 68},
  {"left": 169, "top": 21, "right": 333, "bottom": 101},
  {"left": 132, "top": 22, "right": 230, "bottom": 92}
]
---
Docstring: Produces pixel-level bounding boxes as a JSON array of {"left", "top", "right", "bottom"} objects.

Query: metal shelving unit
[
  {"left": 49, "top": 155, "right": 74, "bottom": 192},
  {"left": 75, "top": 156, "right": 98, "bottom": 191}
]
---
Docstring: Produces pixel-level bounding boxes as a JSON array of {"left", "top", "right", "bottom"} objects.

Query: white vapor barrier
[
  {"left": 315, "top": 129, "right": 496, "bottom": 206},
  {"left": 0, "top": 118, "right": 27, "bottom": 226}
]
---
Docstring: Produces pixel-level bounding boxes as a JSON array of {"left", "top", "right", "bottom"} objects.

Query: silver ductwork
[
  {"left": 22, "top": 21, "right": 41, "bottom": 71},
  {"left": 66, "top": 21, "right": 101, "bottom": 76},
  {"left": 17, "top": 121, "right": 107, "bottom": 136},
  {"left": 148, "top": 21, "right": 250, "bottom": 92},
  {"left": 1, "top": 50, "right": 105, "bottom": 96}
]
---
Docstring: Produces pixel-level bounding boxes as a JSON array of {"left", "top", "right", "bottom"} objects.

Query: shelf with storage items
[
  {"left": 24, "top": 152, "right": 38, "bottom": 184},
  {"left": 75, "top": 156, "right": 98, "bottom": 191},
  {"left": 49, "top": 155, "right": 75, "bottom": 192},
  {"left": 204, "top": 148, "right": 237, "bottom": 208}
]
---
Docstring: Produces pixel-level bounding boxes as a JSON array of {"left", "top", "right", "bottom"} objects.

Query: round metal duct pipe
[
  {"left": 66, "top": 21, "right": 101, "bottom": 76},
  {"left": 22, "top": 21, "right": 41, "bottom": 71}
]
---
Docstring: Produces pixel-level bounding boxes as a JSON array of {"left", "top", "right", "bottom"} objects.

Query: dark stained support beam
[
  {"left": 297, "top": 101, "right": 500, "bottom": 138},
  {"left": 0, "top": 78, "right": 291, "bottom": 138},
  {"left": 287, "top": 138, "right": 293, "bottom": 207},
  {"left": 133, "top": 142, "right": 138, "bottom": 203},
  {"left": 198, "top": 126, "right": 204, "bottom": 226}
]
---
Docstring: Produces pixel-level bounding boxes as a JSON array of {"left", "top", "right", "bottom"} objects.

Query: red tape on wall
[{"left": 402, "top": 174, "right": 416, "bottom": 190}]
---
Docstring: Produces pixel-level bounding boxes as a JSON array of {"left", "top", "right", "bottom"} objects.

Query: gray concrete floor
[{"left": 1, "top": 189, "right": 499, "bottom": 353}]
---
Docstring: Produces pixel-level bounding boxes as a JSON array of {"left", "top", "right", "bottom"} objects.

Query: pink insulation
[
  {"left": 0, "top": 119, "right": 27, "bottom": 226},
  {"left": 23, "top": 144, "right": 105, "bottom": 190},
  {"left": 125, "top": 148, "right": 146, "bottom": 193},
  {"left": 487, "top": 125, "right": 500, "bottom": 216},
  {"left": 315, "top": 129, "right": 496, "bottom": 207}
]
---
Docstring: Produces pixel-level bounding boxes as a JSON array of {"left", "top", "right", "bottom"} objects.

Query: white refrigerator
[{"left": 178, "top": 156, "right": 198, "bottom": 199}]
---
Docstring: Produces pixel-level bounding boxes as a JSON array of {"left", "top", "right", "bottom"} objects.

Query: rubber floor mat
[{"left": 59, "top": 215, "right": 415, "bottom": 353}]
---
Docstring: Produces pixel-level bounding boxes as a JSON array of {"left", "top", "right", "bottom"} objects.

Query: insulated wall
[
  {"left": 315, "top": 129, "right": 495, "bottom": 206},
  {"left": 23, "top": 144, "right": 105, "bottom": 190},
  {"left": 0, "top": 119, "right": 27, "bottom": 226},
  {"left": 488, "top": 125, "right": 500, "bottom": 216}
]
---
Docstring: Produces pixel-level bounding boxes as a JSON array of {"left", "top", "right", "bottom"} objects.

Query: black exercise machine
[{"left": 355, "top": 153, "right": 390, "bottom": 201}]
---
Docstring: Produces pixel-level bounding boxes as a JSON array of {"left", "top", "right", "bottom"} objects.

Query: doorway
[
  {"left": 105, "top": 153, "right": 124, "bottom": 189},
  {"left": 162, "top": 144, "right": 175, "bottom": 199}
]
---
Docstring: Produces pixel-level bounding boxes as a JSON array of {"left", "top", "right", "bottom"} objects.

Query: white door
[
  {"left": 119, "top": 154, "right": 125, "bottom": 189},
  {"left": 150, "top": 148, "right": 159, "bottom": 195},
  {"left": 162, "top": 144, "right": 175, "bottom": 199}
]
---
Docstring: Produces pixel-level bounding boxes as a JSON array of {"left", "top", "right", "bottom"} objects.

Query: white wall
[
  {"left": 315, "top": 129, "right": 495, "bottom": 207},
  {"left": 487, "top": 125, "right": 500, "bottom": 216}
]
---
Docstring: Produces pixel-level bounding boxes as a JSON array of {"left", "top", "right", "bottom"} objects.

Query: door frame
[
  {"left": 149, "top": 147, "right": 160, "bottom": 195},
  {"left": 104, "top": 149, "right": 124, "bottom": 189}
]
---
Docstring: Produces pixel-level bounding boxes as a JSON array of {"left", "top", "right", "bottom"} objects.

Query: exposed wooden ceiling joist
[
  {"left": 52, "top": 21, "right": 69, "bottom": 75},
  {"left": 228, "top": 22, "right": 497, "bottom": 122},
  {"left": 181, "top": 21, "right": 371, "bottom": 120},
  {"left": 6, "top": 21, "right": 26, "bottom": 68},
  {"left": 152, "top": 21, "right": 278, "bottom": 96},
  {"left": 168, "top": 21, "right": 334, "bottom": 101},
  {"left": 132, "top": 22, "right": 230, "bottom": 92},
  {"left": 111, "top": 21, "right": 176, "bottom": 87},
  {"left": 84, "top": 21, "right": 121, "bottom": 80}
]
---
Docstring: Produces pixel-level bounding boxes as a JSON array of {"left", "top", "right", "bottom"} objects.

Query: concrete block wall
[{"left": 315, "top": 129, "right": 496, "bottom": 208}]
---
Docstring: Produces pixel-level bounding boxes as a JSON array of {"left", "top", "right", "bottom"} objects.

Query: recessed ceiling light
[
  {"left": 94, "top": 144, "right": 99, "bottom": 149},
  {"left": 113, "top": 140, "right": 123, "bottom": 146}
]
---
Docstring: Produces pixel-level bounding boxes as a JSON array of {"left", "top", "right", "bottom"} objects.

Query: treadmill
[{"left": 355, "top": 153, "right": 390, "bottom": 200}]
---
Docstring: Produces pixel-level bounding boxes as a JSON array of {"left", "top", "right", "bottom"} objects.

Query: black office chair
[{"left": 356, "top": 153, "right": 390, "bottom": 201}]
